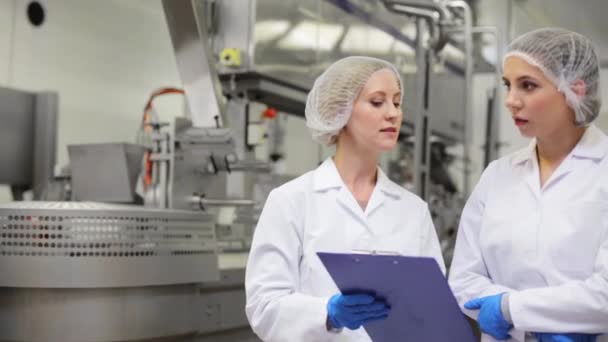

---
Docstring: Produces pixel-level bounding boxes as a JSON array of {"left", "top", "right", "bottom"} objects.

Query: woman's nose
[
  {"left": 386, "top": 103, "right": 401, "bottom": 119},
  {"left": 505, "top": 90, "right": 522, "bottom": 110}
]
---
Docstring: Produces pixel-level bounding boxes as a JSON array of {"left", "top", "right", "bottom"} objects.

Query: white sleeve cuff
[{"left": 501, "top": 292, "right": 513, "bottom": 323}]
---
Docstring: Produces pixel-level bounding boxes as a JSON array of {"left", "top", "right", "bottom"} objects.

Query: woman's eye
[
  {"left": 393, "top": 102, "right": 401, "bottom": 108},
  {"left": 371, "top": 100, "right": 384, "bottom": 107},
  {"left": 502, "top": 81, "right": 511, "bottom": 90},
  {"left": 522, "top": 81, "right": 537, "bottom": 91}
]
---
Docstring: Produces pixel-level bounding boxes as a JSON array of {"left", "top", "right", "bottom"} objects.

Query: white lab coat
[
  {"left": 245, "top": 158, "right": 445, "bottom": 342},
  {"left": 449, "top": 125, "right": 608, "bottom": 342}
]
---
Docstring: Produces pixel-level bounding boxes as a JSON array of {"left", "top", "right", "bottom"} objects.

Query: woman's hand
[
  {"left": 326, "top": 293, "right": 390, "bottom": 330},
  {"left": 465, "top": 293, "right": 513, "bottom": 340}
]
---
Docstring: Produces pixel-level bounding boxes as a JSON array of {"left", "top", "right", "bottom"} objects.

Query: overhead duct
[{"left": 382, "top": 0, "right": 453, "bottom": 52}]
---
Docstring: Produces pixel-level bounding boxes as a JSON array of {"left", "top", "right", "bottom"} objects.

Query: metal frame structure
[
  {"left": 382, "top": 0, "right": 471, "bottom": 199},
  {"left": 384, "top": 0, "right": 504, "bottom": 197}
]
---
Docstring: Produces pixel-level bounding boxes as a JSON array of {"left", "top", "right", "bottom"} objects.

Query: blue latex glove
[
  {"left": 327, "top": 293, "right": 390, "bottom": 330},
  {"left": 464, "top": 293, "right": 513, "bottom": 340},
  {"left": 533, "top": 333, "right": 598, "bottom": 342}
]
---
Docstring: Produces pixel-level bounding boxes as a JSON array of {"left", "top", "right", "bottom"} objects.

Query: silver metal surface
[
  {"left": 211, "top": 0, "right": 255, "bottom": 72},
  {"left": 32, "top": 92, "right": 58, "bottom": 200},
  {"left": 0, "top": 285, "right": 203, "bottom": 342},
  {"left": 171, "top": 122, "right": 236, "bottom": 211},
  {"left": 0, "top": 87, "right": 35, "bottom": 187},
  {"left": 170, "top": 0, "right": 471, "bottom": 141},
  {"left": 0, "top": 201, "right": 219, "bottom": 288},
  {"left": 162, "top": 0, "right": 227, "bottom": 128},
  {"left": 412, "top": 18, "right": 432, "bottom": 199},
  {"left": 222, "top": 0, "right": 459, "bottom": 79},
  {"left": 68, "top": 143, "right": 145, "bottom": 203},
  {"left": 189, "top": 196, "right": 256, "bottom": 208},
  {"left": 472, "top": 26, "right": 502, "bottom": 166},
  {"left": 187, "top": 255, "right": 251, "bottom": 338},
  {"left": 152, "top": 130, "right": 172, "bottom": 209},
  {"left": 447, "top": 0, "right": 473, "bottom": 194},
  {"left": 191, "top": 330, "right": 260, "bottom": 342},
  {"left": 382, "top": 0, "right": 453, "bottom": 52},
  {"left": 139, "top": 124, "right": 177, "bottom": 209},
  {"left": 225, "top": 96, "right": 251, "bottom": 161},
  {"left": 219, "top": 73, "right": 310, "bottom": 115},
  {"left": 198, "top": 267, "right": 249, "bottom": 335},
  {"left": 229, "top": 159, "right": 273, "bottom": 173},
  {"left": 0, "top": 87, "right": 58, "bottom": 199}
]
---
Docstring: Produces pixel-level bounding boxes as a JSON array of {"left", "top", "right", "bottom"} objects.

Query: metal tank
[{"left": 0, "top": 201, "right": 218, "bottom": 342}]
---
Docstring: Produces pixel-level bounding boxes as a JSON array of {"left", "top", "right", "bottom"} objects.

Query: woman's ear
[{"left": 571, "top": 80, "right": 587, "bottom": 98}]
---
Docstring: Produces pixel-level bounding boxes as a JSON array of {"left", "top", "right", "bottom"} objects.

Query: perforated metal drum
[{"left": 0, "top": 201, "right": 220, "bottom": 341}]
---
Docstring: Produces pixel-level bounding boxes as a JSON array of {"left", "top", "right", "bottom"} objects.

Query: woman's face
[
  {"left": 339, "top": 68, "right": 402, "bottom": 152},
  {"left": 502, "top": 55, "right": 576, "bottom": 139}
]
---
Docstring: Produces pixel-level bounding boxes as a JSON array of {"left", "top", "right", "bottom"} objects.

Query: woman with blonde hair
[{"left": 245, "top": 56, "right": 445, "bottom": 341}]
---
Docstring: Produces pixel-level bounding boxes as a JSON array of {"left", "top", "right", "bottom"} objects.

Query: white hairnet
[
  {"left": 305, "top": 56, "right": 403, "bottom": 145},
  {"left": 504, "top": 28, "right": 601, "bottom": 126}
]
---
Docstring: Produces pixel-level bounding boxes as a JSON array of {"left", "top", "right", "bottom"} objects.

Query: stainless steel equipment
[
  {"left": 162, "top": 0, "right": 473, "bottom": 139},
  {"left": 0, "top": 86, "right": 58, "bottom": 200},
  {"left": 134, "top": 112, "right": 261, "bottom": 339},
  {"left": 0, "top": 1, "right": 500, "bottom": 341},
  {"left": 0, "top": 201, "right": 218, "bottom": 342},
  {"left": 156, "top": 2, "right": 488, "bottom": 339},
  {"left": 68, "top": 143, "right": 146, "bottom": 203}
]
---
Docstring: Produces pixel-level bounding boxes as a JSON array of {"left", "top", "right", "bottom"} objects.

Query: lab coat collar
[
  {"left": 511, "top": 124, "right": 608, "bottom": 166},
  {"left": 511, "top": 140, "right": 537, "bottom": 166},
  {"left": 313, "top": 158, "right": 344, "bottom": 191},
  {"left": 376, "top": 167, "right": 402, "bottom": 199},
  {"left": 312, "top": 158, "right": 401, "bottom": 199},
  {"left": 570, "top": 124, "right": 608, "bottom": 160}
]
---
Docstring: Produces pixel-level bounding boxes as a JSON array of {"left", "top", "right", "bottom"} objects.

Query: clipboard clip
[
  {"left": 351, "top": 249, "right": 402, "bottom": 256},
  {"left": 350, "top": 250, "right": 404, "bottom": 265}
]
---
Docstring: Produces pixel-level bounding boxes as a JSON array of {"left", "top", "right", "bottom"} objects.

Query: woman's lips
[
  {"left": 380, "top": 127, "right": 396, "bottom": 132},
  {"left": 514, "top": 118, "right": 529, "bottom": 127},
  {"left": 380, "top": 127, "right": 398, "bottom": 137}
]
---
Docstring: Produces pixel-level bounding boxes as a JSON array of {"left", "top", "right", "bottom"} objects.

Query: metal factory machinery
[{"left": 0, "top": 0, "right": 499, "bottom": 341}]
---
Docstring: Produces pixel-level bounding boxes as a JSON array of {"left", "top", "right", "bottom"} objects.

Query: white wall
[
  {"left": 6, "top": 0, "right": 187, "bottom": 166},
  {"left": 0, "top": 0, "right": 183, "bottom": 201},
  {"left": 0, "top": 1, "right": 15, "bottom": 84}
]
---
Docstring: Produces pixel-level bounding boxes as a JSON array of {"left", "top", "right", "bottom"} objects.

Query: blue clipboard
[{"left": 317, "top": 252, "right": 476, "bottom": 342}]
